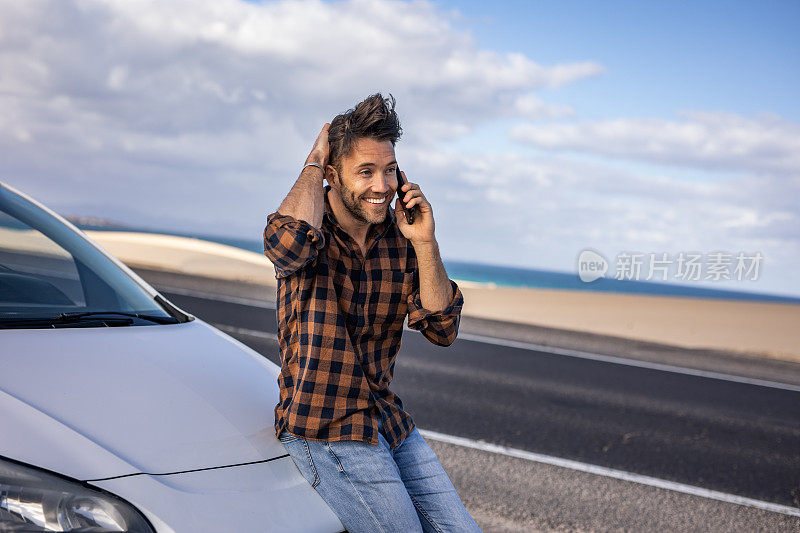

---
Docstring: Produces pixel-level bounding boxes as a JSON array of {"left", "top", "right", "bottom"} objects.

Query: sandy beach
[{"left": 82, "top": 230, "right": 800, "bottom": 362}]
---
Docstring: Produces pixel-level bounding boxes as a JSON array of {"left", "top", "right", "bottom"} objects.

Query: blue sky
[
  {"left": 1, "top": 0, "right": 798, "bottom": 296},
  {"left": 433, "top": 0, "right": 800, "bottom": 120},
  {"left": 433, "top": 0, "right": 800, "bottom": 161}
]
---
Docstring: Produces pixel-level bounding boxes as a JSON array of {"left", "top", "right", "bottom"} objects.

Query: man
[{"left": 263, "top": 94, "right": 481, "bottom": 532}]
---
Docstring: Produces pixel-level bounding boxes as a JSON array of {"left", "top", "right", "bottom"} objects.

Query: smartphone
[{"left": 395, "top": 166, "right": 416, "bottom": 224}]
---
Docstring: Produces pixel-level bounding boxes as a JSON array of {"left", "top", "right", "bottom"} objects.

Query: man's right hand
[{"left": 305, "top": 123, "right": 331, "bottom": 171}]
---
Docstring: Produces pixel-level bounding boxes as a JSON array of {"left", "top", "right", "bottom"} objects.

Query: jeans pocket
[
  {"left": 279, "top": 430, "right": 300, "bottom": 443},
  {"left": 325, "top": 442, "right": 345, "bottom": 473},
  {"left": 281, "top": 433, "right": 321, "bottom": 489},
  {"left": 302, "top": 439, "right": 321, "bottom": 488}
]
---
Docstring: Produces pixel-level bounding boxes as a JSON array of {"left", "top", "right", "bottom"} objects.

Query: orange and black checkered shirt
[{"left": 263, "top": 185, "right": 464, "bottom": 449}]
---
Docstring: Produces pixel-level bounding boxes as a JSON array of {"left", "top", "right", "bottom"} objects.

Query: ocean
[{"left": 78, "top": 224, "right": 800, "bottom": 304}]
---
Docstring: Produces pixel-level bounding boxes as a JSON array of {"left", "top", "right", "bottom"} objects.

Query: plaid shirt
[{"left": 263, "top": 185, "right": 463, "bottom": 449}]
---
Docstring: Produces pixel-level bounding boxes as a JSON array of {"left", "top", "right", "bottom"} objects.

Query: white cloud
[
  {"left": 513, "top": 93, "right": 574, "bottom": 120},
  {"left": 0, "top": 0, "right": 602, "bottom": 232},
  {"left": 510, "top": 111, "right": 800, "bottom": 175},
  {"left": 0, "top": 0, "right": 601, "bottom": 143}
]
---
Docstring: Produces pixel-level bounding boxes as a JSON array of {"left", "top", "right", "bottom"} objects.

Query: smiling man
[{"left": 263, "top": 94, "right": 481, "bottom": 532}]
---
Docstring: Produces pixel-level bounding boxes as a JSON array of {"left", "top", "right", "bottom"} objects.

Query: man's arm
[
  {"left": 395, "top": 175, "right": 464, "bottom": 346},
  {"left": 275, "top": 123, "right": 330, "bottom": 228},
  {"left": 263, "top": 124, "right": 330, "bottom": 278},
  {"left": 414, "top": 241, "right": 454, "bottom": 313},
  {"left": 407, "top": 241, "right": 464, "bottom": 346}
]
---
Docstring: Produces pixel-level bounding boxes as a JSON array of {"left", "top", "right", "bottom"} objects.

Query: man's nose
[{"left": 370, "top": 174, "right": 390, "bottom": 194}]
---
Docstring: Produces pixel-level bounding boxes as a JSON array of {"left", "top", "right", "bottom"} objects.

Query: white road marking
[
  {"left": 457, "top": 332, "right": 800, "bottom": 393},
  {"left": 418, "top": 429, "right": 800, "bottom": 518},
  {"left": 202, "top": 321, "right": 800, "bottom": 518},
  {"left": 214, "top": 323, "right": 278, "bottom": 341}
]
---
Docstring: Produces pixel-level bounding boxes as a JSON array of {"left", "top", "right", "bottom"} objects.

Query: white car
[{"left": 0, "top": 181, "right": 344, "bottom": 533}]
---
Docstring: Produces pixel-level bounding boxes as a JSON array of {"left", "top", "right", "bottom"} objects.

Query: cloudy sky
[{"left": 1, "top": 0, "right": 798, "bottom": 296}]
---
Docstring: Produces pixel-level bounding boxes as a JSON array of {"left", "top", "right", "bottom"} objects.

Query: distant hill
[{"left": 64, "top": 215, "right": 130, "bottom": 230}]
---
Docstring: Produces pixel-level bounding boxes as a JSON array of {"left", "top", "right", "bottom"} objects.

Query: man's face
[{"left": 332, "top": 137, "right": 398, "bottom": 225}]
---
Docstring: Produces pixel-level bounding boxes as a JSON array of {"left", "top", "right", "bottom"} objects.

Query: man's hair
[{"left": 328, "top": 93, "right": 402, "bottom": 174}]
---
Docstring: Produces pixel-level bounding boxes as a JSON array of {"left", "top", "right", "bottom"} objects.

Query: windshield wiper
[
  {"left": 0, "top": 311, "right": 180, "bottom": 328},
  {"left": 57, "top": 311, "right": 180, "bottom": 324}
]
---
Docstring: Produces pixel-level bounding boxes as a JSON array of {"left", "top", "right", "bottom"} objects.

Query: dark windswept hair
[{"left": 328, "top": 93, "right": 402, "bottom": 173}]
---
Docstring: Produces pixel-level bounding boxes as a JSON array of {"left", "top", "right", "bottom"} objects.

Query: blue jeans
[{"left": 279, "top": 427, "right": 482, "bottom": 533}]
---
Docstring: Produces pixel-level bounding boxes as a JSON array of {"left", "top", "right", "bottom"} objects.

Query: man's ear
[{"left": 325, "top": 165, "right": 339, "bottom": 189}]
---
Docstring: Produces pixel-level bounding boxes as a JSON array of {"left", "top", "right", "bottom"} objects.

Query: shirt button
[{"left": 306, "top": 230, "right": 315, "bottom": 241}]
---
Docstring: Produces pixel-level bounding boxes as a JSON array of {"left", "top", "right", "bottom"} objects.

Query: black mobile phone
[{"left": 395, "top": 166, "right": 416, "bottom": 224}]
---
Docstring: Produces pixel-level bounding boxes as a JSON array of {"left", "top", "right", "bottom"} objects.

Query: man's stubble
[{"left": 334, "top": 178, "right": 390, "bottom": 226}]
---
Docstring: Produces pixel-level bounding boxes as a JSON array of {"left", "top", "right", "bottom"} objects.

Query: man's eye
[
  {"left": 387, "top": 167, "right": 397, "bottom": 174},
  {"left": 360, "top": 170, "right": 372, "bottom": 177}
]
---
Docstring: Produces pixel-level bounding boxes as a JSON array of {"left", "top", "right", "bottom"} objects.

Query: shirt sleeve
[
  {"left": 406, "top": 277, "right": 464, "bottom": 347},
  {"left": 263, "top": 211, "right": 325, "bottom": 279}
]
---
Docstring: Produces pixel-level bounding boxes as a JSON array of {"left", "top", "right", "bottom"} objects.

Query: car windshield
[{"left": 0, "top": 184, "right": 181, "bottom": 327}]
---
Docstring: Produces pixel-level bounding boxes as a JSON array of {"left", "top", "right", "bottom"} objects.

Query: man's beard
[{"left": 338, "top": 180, "right": 389, "bottom": 225}]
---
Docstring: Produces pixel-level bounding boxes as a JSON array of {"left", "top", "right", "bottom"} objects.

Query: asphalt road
[{"left": 154, "top": 284, "right": 800, "bottom": 531}]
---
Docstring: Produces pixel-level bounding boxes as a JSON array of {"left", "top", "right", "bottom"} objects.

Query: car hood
[{"left": 0, "top": 320, "right": 286, "bottom": 481}]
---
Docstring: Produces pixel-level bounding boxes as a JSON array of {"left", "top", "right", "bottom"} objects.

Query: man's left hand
[{"left": 395, "top": 172, "right": 435, "bottom": 245}]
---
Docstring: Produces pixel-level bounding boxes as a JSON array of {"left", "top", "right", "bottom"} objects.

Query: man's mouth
[{"left": 363, "top": 195, "right": 388, "bottom": 205}]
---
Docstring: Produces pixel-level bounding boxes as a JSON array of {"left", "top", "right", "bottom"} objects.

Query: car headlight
[{"left": 0, "top": 457, "right": 154, "bottom": 532}]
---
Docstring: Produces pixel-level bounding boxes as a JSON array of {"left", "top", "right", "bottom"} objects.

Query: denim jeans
[{"left": 279, "top": 427, "right": 482, "bottom": 533}]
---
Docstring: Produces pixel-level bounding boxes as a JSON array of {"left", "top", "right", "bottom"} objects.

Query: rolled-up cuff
[
  {"left": 407, "top": 279, "right": 463, "bottom": 331},
  {"left": 264, "top": 212, "right": 326, "bottom": 278},
  {"left": 266, "top": 212, "right": 325, "bottom": 246}
]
